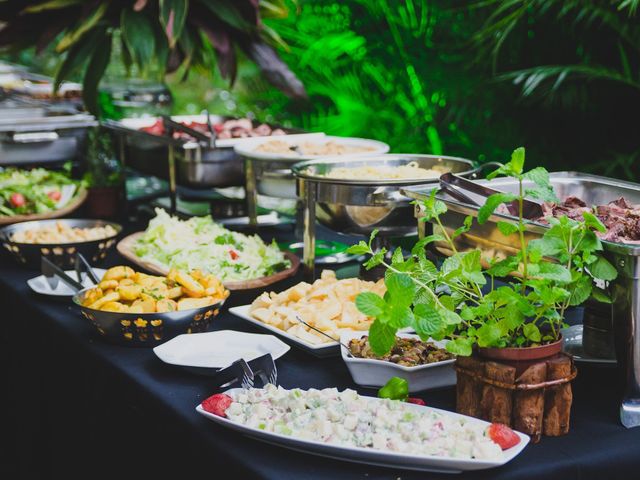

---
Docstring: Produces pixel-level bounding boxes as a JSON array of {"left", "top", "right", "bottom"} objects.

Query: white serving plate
[
  {"left": 341, "top": 331, "right": 456, "bottom": 392},
  {"left": 153, "top": 330, "right": 290, "bottom": 373},
  {"left": 229, "top": 304, "right": 343, "bottom": 357},
  {"left": 27, "top": 268, "right": 107, "bottom": 297},
  {"left": 234, "top": 135, "right": 390, "bottom": 162},
  {"left": 120, "top": 115, "right": 325, "bottom": 148},
  {"left": 196, "top": 388, "right": 530, "bottom": 473}
]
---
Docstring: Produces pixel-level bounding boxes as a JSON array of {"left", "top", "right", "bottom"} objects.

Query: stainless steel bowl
[
  {"left": 293, "top": 154, "right": 476, "bottom": 236},
  {"left": 73, "top": 288, "right": 226, "bottom": 347},
  {"left": 0, "top": 219, "right": 122, "bottom": 269}
]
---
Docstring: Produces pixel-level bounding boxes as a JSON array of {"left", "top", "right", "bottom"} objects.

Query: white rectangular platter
[
  {"left": 229, "top": 305, "right": 340, "bottom": 357},
  {"left": 196, "top": 388, "right": 530, "bottom": 474}
]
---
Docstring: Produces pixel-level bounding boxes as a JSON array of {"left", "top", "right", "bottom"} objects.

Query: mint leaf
[
  {"left": 478, "top": 192, "right": 517, "bottom": 224},
  {"left": 591, "top": 286, "right": 613, "bottom": 304},
  {"left": 364, "top": 249, "right": 386, "bottom": 270},
  {"left": 486, "top": 256, "right": 519, "bottom": 277},
  {"left": 421, "top": 189, "right": 447, "bottom": 221},
  {"left": 355, "top": 292, "right": 386, "bottom": 317},
  {"left": 523, "top": 166, "right": 558, "bottom": 203},
  {"left": 568, "top": 275, "right": 592, "bottom": 306},
  {"left": 388, "top": 305, "right": 414, "bottom": 329},
  {"left": 391, "top": 247, "right": 404, "bottom": 265},
  {"left": 510, "top": 147, "right": 526, "bottom": 175},
  {"left": 368, "top": 319, "right": 397, "bottom": 356},
  {"left": 446, "top": 337, "right": 473, "bottom": 356},
  {"left": 536, "top": 263, "right": 572, "bottom": 283},
  {"left": 411, "top": 234, "right": 445, "bottom": 257},
  {"left": 385, "top": 273, "right": 415, "bottom": 307},
  {"left": 347, "top": 241, "right": 370, "bottom": 255},
  {"left": 414, "top": 303, "right": 444, "bottom": 338},
  {"left": 452, "top": 215, "right": 473, "bottom": 240},
  {"left": 497, "top": 221, "right": 519, "bottom": 236},
  {"left": 582, "top": 211, "right": 606, "bottom": 233},
  {"left": 440, "top": 308, "right": 463, "bottom": 325},
  {"left": 523, "top": 323, "right": 542, "bottom": 342},
  {"left": 588, "top": 255, "right": 617, "bottom": 281},
  {"left": 460, "top": 250, "right": 486, "bottom": 285},
  {"left": 476, "top": 323, "right": 502, "bottom": 347}
]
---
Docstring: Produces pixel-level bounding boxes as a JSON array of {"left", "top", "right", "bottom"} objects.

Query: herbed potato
[{"left": 80, "top": 267, "right": 229, "bottom": 313}]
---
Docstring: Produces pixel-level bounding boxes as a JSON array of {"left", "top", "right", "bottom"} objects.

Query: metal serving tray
[{"left": 402, "top": 171, "right": 640, "bottom": 428}]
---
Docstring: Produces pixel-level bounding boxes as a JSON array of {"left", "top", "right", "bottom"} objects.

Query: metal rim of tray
[
  {"left": 401, "top": 171, "right": 640, "bottom": 255},
  {"left": 293, "top": 154, "right": 476, "bottom": 186}
]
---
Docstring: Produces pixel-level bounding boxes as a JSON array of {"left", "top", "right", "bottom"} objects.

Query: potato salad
[{"left": 218, "top": 385, "right": 504, "bottom": 460}]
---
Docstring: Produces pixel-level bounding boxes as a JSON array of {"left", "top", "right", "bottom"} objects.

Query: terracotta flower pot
[{"left": 477, "top": 336, "right": 564, "bottom": 376}]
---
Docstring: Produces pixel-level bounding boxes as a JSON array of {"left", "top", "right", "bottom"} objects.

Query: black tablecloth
[{"left": 1, "top": 226, "right": 637, "bottom": 480}]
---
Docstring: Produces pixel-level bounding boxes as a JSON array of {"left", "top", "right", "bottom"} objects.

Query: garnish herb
[{"left": 348, "top": 147, "right": 617, "bottom": 356}]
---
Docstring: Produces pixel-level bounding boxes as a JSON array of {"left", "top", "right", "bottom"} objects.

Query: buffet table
[{"left": 1, "top": 224, "right": 638, "bottom": 480}]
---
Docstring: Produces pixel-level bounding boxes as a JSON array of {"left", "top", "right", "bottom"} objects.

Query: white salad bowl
[{"left": 341, "top": 331, "right": 456, "bottom": 393}]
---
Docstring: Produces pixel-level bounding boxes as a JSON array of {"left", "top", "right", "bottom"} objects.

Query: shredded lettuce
[{"left": 135, "top": 209, "right": 290, "bottom": 282}]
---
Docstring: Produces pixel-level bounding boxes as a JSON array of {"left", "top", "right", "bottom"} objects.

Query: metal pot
[{"left": 292, "top": 154, "right": 478, "bottom": 277}]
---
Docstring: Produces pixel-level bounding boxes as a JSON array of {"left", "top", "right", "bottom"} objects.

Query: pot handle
[{"left": 467, "top": 161, "right": 503, "bottom": 180}]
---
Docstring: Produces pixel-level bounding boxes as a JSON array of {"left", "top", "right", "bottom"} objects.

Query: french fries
[
  {"left": 248, "top": 270, "right": 386, "bottom": 345},
  {"left": 80, "top": 266, "right": 229, "bottom": 313}
]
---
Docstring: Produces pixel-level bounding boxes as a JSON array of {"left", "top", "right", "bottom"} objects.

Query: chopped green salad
[
  {"left": 134, "top": 209, "right": 290, "bottom": 282},
  {"left": 0, "top": 167, "right": 81, "bottom": 217}
]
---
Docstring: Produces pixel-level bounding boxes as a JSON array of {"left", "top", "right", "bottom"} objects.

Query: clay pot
[{"left": 477, "top": 336, "right": 564, "bottom": 376}]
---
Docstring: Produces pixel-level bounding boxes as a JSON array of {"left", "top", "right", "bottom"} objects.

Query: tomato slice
[
  {"left": 202, "top": 393, "right": 233, "bottom": 417},
  {"left": 10, "top": 192, "right": 25, "bottom": 208},
  {"left": 487, "top": 423, "right": 520, "bottom": 450},
  {"left": 47, "top": 190, "right": 61, "bottom": 201},
  {"left": 229, "top": 249, "right": 239, "bottom": 260},
  {"left": 406, "top": 397, "right": 426, "bottom": 406}
]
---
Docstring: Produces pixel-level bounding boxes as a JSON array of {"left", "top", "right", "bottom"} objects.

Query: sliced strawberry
[
  {"left": 202, "top": 393, "right": 233, "bottom": 417},
  {"left": 406, "top": 397, "right": 426, "bottom": 406},
  {"left": 487, "top": 423, "right": 520, "bottom": 450}
]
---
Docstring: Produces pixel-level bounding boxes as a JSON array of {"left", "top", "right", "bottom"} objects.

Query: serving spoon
[{"left": 294, "top": 315, "right": 357, "bottom": 357}]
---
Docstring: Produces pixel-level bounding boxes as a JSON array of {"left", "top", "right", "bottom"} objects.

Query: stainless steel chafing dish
[
  {"left": 235, "top": 135, "right": 389, "bottom": 227},
  {"left": 292, "top": 154, "right": 478, "bottom": 277},
  {"left": 0, "top": 98, "right": 97, "bottom": 165},
  {"left": 403, "top": 171, "right": 640, "bottom": 428}
]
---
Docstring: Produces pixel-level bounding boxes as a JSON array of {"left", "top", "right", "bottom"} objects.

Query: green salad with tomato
[{"left": 0, "top": 168, "right": 82, "bottom": 217}]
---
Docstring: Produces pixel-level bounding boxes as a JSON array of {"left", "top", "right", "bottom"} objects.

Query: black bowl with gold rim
[
  {"left": 72, "top": 287, "right": 227, "bottom": 347},
  {"left": 0, "top": 219, "right": 121, "bottom": 270}
]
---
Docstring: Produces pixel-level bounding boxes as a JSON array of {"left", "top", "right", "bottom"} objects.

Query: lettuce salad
[{"left": 134, "top": 209, "right": 289, "bottom": 282}]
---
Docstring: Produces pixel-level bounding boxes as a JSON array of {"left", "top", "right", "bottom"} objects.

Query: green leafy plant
[
  {"left": 0, "top": 0, "right": 305, "bottom": 114},
  {"left": 348, "top": 146, "right": 618, "bottom": 357}
]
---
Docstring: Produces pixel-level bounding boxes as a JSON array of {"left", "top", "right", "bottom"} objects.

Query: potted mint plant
[{"left": 347, "top": 147, "right": 617, "bottom": 360}]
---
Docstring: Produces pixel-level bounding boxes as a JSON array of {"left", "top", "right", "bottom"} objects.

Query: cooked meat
[{"left": 536, "top": 196, "right": 640, "bottom": 244}]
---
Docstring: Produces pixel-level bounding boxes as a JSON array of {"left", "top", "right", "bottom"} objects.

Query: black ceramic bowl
[
  {"left": 0, "top": 219, "right": 122, "bottom": 269},
  {"left": 72, "top": 287, "right": 227, "bottom": 347}
]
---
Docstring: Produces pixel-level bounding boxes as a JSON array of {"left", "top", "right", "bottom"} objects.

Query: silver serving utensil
[
  {"left": 212, "top": 358, "right": 255, "bottom": 390},
  {"left": 248, "top": 353, "right": 278, "bottom": 387},
  {"left": 295, "top": 315, "right": 354, "bottom": 357},
  {"left": 440, "top": 172, "right": 544, "bottom": 219},
  {"left": 75, "top": 252, "right": 100, "bottom": 286},
  {"left": 205, "top": 110, "right": 217, "bottom": 149},
  {"left": 41, "top": 256, "right": 83, "bottom": 292}
]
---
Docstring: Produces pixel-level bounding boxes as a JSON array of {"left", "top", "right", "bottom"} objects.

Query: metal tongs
[
  {"left": 439, "top": 172, "right": 544, "bottom": 220},
  {"left": 41, "top": 253, "right": 100, "bottom": 292},
  {"left": 162, "top": 113, "right": 216, "bottom": 149},
  {"left": 210, "top": 353, "right": 278, "bottom": 390}
]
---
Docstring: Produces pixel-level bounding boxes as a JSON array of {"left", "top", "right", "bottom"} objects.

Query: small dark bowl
[
  {"left": 0, "top": 219, "right": 122, "bottom": 270},
  {"left": 73, "top": 287, "right": 227, "bottom": 347}
]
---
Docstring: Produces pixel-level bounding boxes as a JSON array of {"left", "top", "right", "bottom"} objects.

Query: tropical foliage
[{"left": 0, "top": 0, "right": 305, "bottom": 113}]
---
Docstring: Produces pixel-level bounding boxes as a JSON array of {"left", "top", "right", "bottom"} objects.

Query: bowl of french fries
[{"left": 73, "top": 266, "right": 230, "bottom": 346}]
